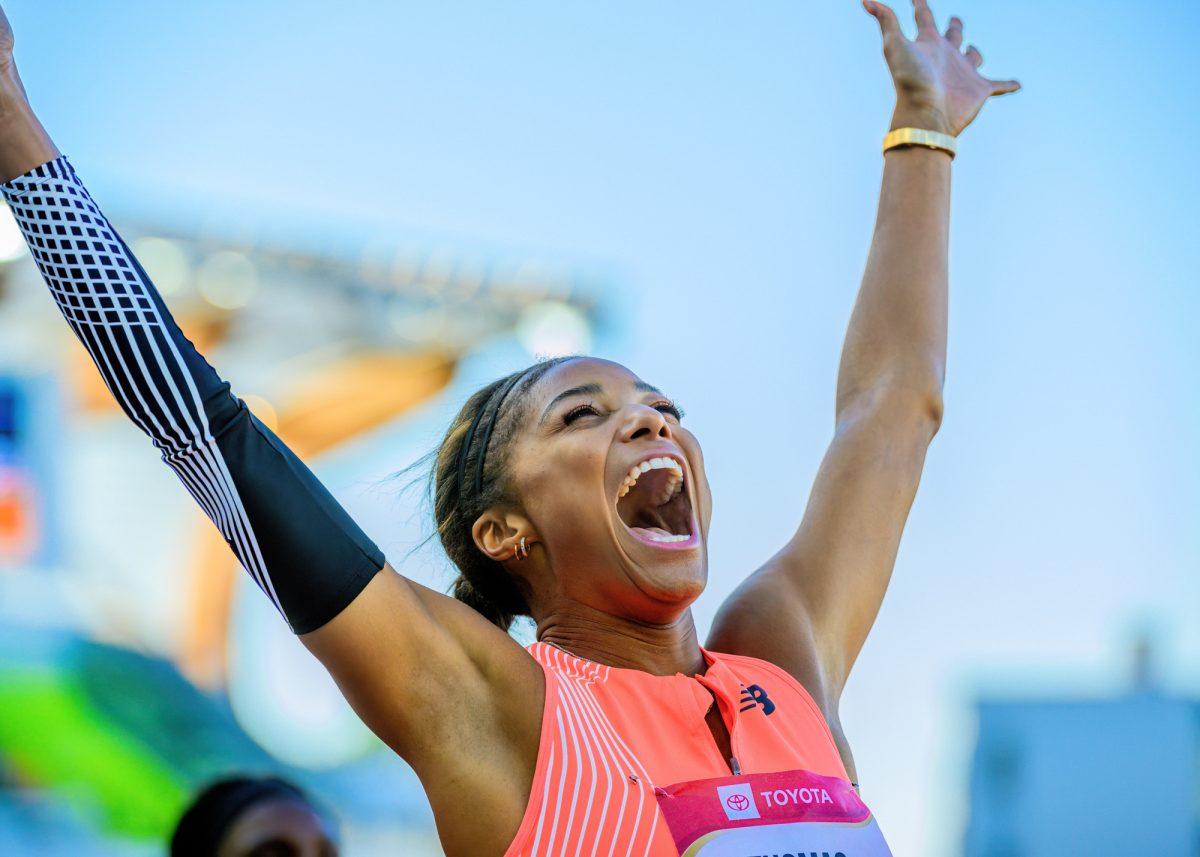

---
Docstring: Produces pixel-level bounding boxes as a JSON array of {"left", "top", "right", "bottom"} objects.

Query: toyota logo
[{"left": 725, "top": 793, "right": 750, "bottom": 812}]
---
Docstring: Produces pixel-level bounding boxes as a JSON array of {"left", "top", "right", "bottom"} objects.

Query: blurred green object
[
  {"left": 0, "top": 637, "right": 287, "bottom": 842},
  {"left": 71, "top": 641, "right": 278, "bottom": 783},
  {"left": 0, "top": 670, "right": 187, "bottom": 838}
]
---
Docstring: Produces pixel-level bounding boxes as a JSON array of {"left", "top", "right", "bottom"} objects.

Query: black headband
[{"left": 456, "top": 370, "right": 528, "bottom": 505}]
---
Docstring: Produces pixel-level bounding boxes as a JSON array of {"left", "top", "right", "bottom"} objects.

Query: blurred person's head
[
  {"left": 170, "top": 776, "right": 337, "bottom": 857},
  {"left": 434, "top": 356, "right": 711, "bottom": 632}
]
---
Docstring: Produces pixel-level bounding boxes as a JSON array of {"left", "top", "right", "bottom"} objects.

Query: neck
[{"left": 535, "top": 602, "right": 705, "bottom": 676}]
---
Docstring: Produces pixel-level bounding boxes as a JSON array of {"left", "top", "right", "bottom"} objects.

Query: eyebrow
[{"left": 539, "top": 381, "right": 663, "bottom": 425}]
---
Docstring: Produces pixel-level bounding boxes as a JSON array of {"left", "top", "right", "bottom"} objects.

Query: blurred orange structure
[
  {"left": 0, "top": 467, "right": 37, "bottom": 563},
  {"left": 35, "top": 220, "right": 597, "bottom": 688}
]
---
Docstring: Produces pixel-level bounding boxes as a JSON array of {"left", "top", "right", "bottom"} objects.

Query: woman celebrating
[{"left": 0, "top": 1, "right": 1017, "bottom": 853}]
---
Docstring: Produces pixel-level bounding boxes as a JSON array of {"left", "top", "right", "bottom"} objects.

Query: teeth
[
  {"left": 617, "top": 457, "right": 684, "bottom": 499},
  {"left": 615, "top": 456, "right": 688, "bottom": 531},
  {"left": 647, "top": 533, "right": 690, "bottom": 543}
]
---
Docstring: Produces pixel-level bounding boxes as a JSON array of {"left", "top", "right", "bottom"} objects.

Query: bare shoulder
[
  {"left": 706, "top": 563, "right": 836, "bottom": 717},
  {"left": 304, "top": 566, "right": 547, "bottom": 854},
  {"left": 707, "top": 564, "right": 857, "bottom": 780}
]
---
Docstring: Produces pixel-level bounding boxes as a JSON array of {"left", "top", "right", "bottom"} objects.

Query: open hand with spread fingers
[{"left": 863, "top": 0, "right": 1020, "bottom": 137}]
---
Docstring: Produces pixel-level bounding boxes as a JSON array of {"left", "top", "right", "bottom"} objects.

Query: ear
[{"left": 471, "top": 508, "right": 537, "bottom": 563}]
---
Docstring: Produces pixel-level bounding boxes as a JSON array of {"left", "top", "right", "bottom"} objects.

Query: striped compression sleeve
[{"left": 2, "top": 157, "right": 385, "bottom": 634}]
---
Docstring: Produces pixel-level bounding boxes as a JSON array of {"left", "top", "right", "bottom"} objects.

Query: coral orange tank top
[{"left": 505, "top": 642, "right": 892, "bottom": 856}]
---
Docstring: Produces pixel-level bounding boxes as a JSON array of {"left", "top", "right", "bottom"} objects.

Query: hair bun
[{"left": 452, "top": 573, "right": 526, "bottom": 630}]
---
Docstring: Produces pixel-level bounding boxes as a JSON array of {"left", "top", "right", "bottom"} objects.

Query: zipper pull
[{"left": 729, "top": 756, "right": 742, "bottom": 776}]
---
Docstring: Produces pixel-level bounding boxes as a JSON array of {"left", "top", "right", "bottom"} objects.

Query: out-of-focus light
[
  {"left": 0, "top": 466, "right": 38, "bottom": 563},
  {"left": 388, "top": 306, "right": 444, "bottom": 343},
  {"left": 241, "top": 394, "right": 278, "bottom": 432},
  {"left": 517, "top": 301, "right": 592, "bottom": 358},
  {"left": 228, "top": 587, "right": 375, "bottom": 769},
  {"left": 0, "top": 205, "right": 27, "bottom": 263},
  {"left": 390, "top": 248, "right": 419, "bottom": 289},
  {"left": 358, "top": 236, "right": 394, "bottom": 285},
  {"left": 416, "top": 248, "right": 455, "bottom": 295},
  {"left": 131, "top": 237, "right": 189, "bottom": 295},
  {"left": 450, "top": 261, "right": 485, "bottom": 301},
  {"left": 197, "top": 250, "right": 258, "bottom": 309}
]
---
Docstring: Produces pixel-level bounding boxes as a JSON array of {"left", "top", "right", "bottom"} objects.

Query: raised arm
[
  {"left": 709, "top": 0, "right": 1019, "bottom": 752},
  {"left": 0, "top": 6, "right": 541, "bottom": 806}
]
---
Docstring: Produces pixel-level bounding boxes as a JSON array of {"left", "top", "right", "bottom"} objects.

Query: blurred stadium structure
[
  {"left": 963, "top": 633, "right": 1199, "bottom": 855},
  {"left": 0, "top": 201, "right": 607, "bottom": 854}
]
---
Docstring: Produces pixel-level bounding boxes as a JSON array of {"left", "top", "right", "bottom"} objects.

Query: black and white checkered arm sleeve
[{"left": 2, "top": 156, "right": 385, "bottom": 634}]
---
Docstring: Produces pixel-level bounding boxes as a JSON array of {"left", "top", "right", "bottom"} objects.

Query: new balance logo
[{"left": 739, "top": 684, "right": 776, "bottom": 715}]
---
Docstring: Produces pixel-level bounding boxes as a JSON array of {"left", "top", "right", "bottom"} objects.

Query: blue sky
[{"left": 7, "top": 0, "right": 1198, "bottom": 852}]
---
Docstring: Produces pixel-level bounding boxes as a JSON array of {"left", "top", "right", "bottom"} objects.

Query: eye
[
  {"left": 653, "top": 400, "right": 685, "bottom": 421},
  {"left": 562, "top": 402, "right": 601, "bottom": 424}
]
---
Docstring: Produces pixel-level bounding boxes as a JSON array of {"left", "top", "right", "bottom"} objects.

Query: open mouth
[{"left": 614, "top": 455, "right": 697, "bottom": 548}]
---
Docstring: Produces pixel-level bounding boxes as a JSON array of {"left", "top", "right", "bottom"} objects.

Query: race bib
[{"left": 654, "top": 768, "right": 892, "bottom": 857}]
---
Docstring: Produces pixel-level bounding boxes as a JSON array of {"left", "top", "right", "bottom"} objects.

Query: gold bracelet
[{"left": 882, "top": 127, "right": 957, "bottom": 159}]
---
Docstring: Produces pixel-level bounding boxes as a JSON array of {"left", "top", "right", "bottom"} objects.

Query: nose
[{"left": 620, "top": 403, "right": 673, "bottom": 443}]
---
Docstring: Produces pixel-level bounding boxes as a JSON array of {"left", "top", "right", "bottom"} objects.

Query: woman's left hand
[{"left": 864, "top": 0, "right": 1020, "bottom": 136}]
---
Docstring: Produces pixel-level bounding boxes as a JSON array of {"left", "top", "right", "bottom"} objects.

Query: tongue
[{"left": 631, "top": 525, "right": 674, "bottom": 538}]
